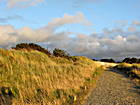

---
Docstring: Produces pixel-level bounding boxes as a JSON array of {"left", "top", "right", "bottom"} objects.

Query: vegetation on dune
[
  {"left": 0, "top": 44, "right": 104, "bottom": 105},
  {"left": 53, "top": 48, "right": 78, "bottom": 62},
  {"left": 53, "top": 48, "right": 70, "bottom": 58},
  {"left": 113, "top": 63, "right": 140, "bottom": 84},
  {"left": 100, "top": 58, "right": 115, "bottom": 63},
  {"left": 12, "top": 43, "right": 51, "bottom": 56},
  {"left": 12, "top": 43, "right": 77, "bottom": 62},
  {"left": 122, "top": 57, "right": 140, "bottom": 64}
]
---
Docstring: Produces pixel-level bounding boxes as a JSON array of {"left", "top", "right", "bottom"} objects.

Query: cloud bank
[{"left": 0, "top": 13, "right": 140, "bottom": 60}]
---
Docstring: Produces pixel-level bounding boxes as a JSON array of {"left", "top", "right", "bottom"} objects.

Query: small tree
[{"left": 53, "top": 48, "right": 70, "bottom": 58}]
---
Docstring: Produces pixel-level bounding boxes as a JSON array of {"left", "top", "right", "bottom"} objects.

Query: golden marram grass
[{"left": 0, "top": 49, "right": 104, "bottom": 105}]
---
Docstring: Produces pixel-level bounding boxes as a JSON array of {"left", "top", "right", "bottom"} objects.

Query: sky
[{"left": 0, "top": 0, "right": 140, "bottom": 60}]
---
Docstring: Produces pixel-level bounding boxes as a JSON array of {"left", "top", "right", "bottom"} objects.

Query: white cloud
[
  {"left": 0, "top": 0, "right": 44, "bottom": 8},
  {"left": 47, "top": 12, "right": 92, "bottom": 28}
]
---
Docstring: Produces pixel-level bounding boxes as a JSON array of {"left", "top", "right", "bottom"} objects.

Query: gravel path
[{"left": 84, "top": 69, "right": 140, "bottom": 105}]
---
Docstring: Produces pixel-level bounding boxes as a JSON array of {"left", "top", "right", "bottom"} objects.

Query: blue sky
[
  {"left": 0, "top": 0, "right": 140, "bottom": 59},
  {"left": 1, "top": 0, "right": 139, "bottom": 32}
]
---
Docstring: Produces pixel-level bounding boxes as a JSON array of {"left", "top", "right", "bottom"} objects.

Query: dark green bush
[
  {"left": 53, "top": 48, "right": 78, "bottom": 62},
  {"left": 100, "top": 58, "right": 115, "bottom": 63},
  {"left": 12, "top": 43, "right": 51, "bottom": 56},
  {"left": 122, "top": 57, "right": 140, "bottom": 64},
  {"left": 53, "top": 48, "right": 70, "bottom": 58}
]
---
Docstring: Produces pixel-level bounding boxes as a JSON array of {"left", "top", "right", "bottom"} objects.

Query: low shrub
[
  {"left": 12, "top": 43, "right": 51, "bottom": 56},
  {"left": 53, "top": 48, "right": 78, "bottom": 62},
  {"left": 53, "top": 48, "right": 70, "bottom": 58}
]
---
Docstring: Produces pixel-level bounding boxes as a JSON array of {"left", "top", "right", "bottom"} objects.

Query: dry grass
[{"left": 0, "top": 49, "right": 104, "bottom": 105}]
